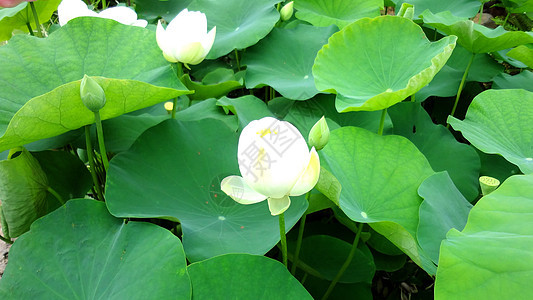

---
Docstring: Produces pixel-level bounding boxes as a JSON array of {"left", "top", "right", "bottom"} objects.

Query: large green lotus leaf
[
  {"left": 0, "top": 17, "right": 189, "bottom": 151},
  {"left": 105, "top": 119, "right": 308, "bottom": 262},
  {"left": 417, "top": 172, "right": 472, "bottom": 264},
  {"left": 32, "top": 150, "right": 92, "bottom": 211},
  {"left": 421, "top": 10, "right": 533, "bottom": 53},
  {"left": 297, "top": 235, "right": 375, "bottom": 283},
  {"left": 389, "top": 102, "right": 480, "bottom": 201},
  {"left": 0, "top": 77, "right": 188, "bottom": 152},
  {"left": 435, "top": 174, "right": 533, "bottom": 299},
  {"left": 507, "top": 45, "right": 533, "bottom": 68},
  {"left": 448, "top": 89, "right": 533, "bottom": 174},
  {"left": 313, "top": 16, "right": 457, "bottom": 112},
  {"left": 320, "top": 126, "right": 435, "bottom": 272},
  {"left": 188, "top": 0, "right": 280, "bottom": 59},
  {"left": 294, "top": 0, "right": 383, "bottom": 29},
  {"left": 492, "top": 71, "right": 533, "bottom": 91},
  {"left": 395, "top": 0, "right": 480, "bottom": 18},
  {"left": 0, "top": 199, "right": 191, "bottom": 299},
  {"left": 0, "top": 148, "right": 48, "bottom": 238},
  {"left": 188, "top": 254, "right": 312, "bottom": 299},
  {"left": 135, "top": 0, "right": 192, "bottom": 22},
  {"left": 0, "top": 0, "right": 61, "bottom": 42},
  {"left": 216, "top": 95, "right": 275, "bottom": 128},
  {"left": 244, "top": 24, "right": 337, "bottom": 100}
]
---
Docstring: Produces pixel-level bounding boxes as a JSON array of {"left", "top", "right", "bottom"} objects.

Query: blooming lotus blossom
[
  {"left": 221, "top": 117, "right": 320, "bottom": 216},
  {"left": 57, "top": 0, "right": 148, "bottom": 27},
  {"left": 156, "top": 9, "right": 216, "bottom": 65}
]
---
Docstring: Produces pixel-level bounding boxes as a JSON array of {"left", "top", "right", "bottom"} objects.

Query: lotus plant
[
  {"left": 221, "top": 117, "right": 320, "bottom": 216},
  {"left": 156, "top": 8, "right": 216, "bottom": 66}
]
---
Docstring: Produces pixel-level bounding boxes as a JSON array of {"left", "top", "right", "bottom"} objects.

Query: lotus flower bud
[
  {"left": 80, "top": 75, "right": 106, "bottom": 112},
  {"left": 280, "top": 1, "right": 294, "bottom": 21},
  {"left": 479, "top": 176, "right": 500, "bottom": 196},
  {"left": 308, "top": 116, "right": 330, "bottom": 150}
]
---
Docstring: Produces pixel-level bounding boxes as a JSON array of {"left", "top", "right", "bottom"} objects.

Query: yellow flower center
[{"left": 256, "top": 128, "right": 278, "bottom": 137}]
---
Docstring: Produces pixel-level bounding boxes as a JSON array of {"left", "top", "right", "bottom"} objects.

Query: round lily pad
[
  {"left": 105, "top": 118, "right": 307, "bottom": 262},
  {"left": 319, "top": 126, "right": 435, "bottom": 272},
  {"left": 0, "top": 199, "right": 191, "bottom": 299},
  {"left": 448, "top": 89, "right": 533, "bottom": 174},
  {"left": 188, "top": 254, "right": 312, "bottom": 299},
  {"left": 188, "top": 0, "right": 280, "bottom": 59},
  {"left": 435, "top": 174, "right": 533, "bottom": 299},
  {"left": 0, "top": 17, "right": 189, "bottom": 152},
  {"left": 313, "top": 16, "right": 457, "bottom": 112},
  {"left": 244, "top": 24, "right": 337, "bottom": 100},
  {"left": 294, "top": 0, "right": 382, "bottom": 29}
]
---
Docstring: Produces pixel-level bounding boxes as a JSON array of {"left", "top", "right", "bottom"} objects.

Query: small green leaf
[
  {"left": 313, "top": 16, "right": 457, "bottom": 112},
  {"left": 507, "top": 45, "right": 533, "bottom": 68},
  {"left": 216, "top": 95, "right": 275, "bottom": 129}
]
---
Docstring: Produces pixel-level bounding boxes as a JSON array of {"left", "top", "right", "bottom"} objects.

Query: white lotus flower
[
  {"left": 221, "top": 117, "right": 320, "bottom": 216},
  {"left": 58, "top": 0, "right": 148, "bottom": 27},
  {"left": 156, "top": 8, "right": 216, "bottom": 65}
]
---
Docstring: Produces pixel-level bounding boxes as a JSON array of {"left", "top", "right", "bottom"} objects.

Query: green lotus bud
[
  {"left": 308, "top": 116, "right": 330, "bottom": 150},
  {"left": 479, "top": 176, "right": 500, "bottom": 196},
  {"left": 397, "top": 3, "right": 414, "bottom": 20},
  {"left": 280, "top": 1, "right": 294, "bottom": 21},
  {"left": 80, "top": 74, "right": 106, "bottom": 112}
]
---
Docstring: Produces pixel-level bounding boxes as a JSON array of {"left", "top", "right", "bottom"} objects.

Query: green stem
[
  {"left": 47, "top": 186, "right": 65, "bottom": 205},
  {"left": 448, "top": 52, "right": 475, "bottom": 128},
  {"left": 503, "top": 12, "right": 510, "bottom": 28},
  {"left": 378, "top": 108, "right": 387, "bottom": 135},
  {"left": 26, "top": 22, "right": 34, "bottom": 36},
  {"left": 321, "top": 223, "right": 364, "bottom": 300},
  {"left": 85, "top": 126, "right": 104, "bottom": 201},
  {"left": 172, "top": 62, "right": 184, "bottom": 119},
  {"left": 291, "top": 212, "right": 307, "bottom": 275},
  {"left": 234, "top": 49, "right": 241, "bottom": 72},
  {"left": 29, "top": 2, "right": 42, "bottom": 38},
  {"left": 101, "top": 0, "right": 107, "bottom": 9},
  {"left": 411, "top": 94, "right": 415, "bottom": 102},
  {"left": 93, "top": 111, "right": 109, "bottom": 173},
  {"left": 276, "top": 2, "right": 281, "bottom": 11},
  {"left": 279, "top": 212, "right": 288, "bottom": 267}
]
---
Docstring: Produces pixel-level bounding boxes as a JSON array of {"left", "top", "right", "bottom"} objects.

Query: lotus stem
[
  {"left": 291, "top": 212, "right": 307, "bottom": 275},
  {"left": 378, "top": 109, "right": 387, "bottom": 135},
  {"left": 26, "top": 23, "right": 34, "bottom": 36},
  {"left": 29, "top": 2, "right": 43, "bottom": 38},
  {"left": 93, "top": 111, "right": 109, "bottom": 172},
  {"left": 172, "top": 62, "right": 185, "bottom": 119},
  {"left": 279, "top": 212, "right": 288, "bottom": 267},
  {"left": 85, "top": 126, "right": 104, "bottom": 201},
  {"left": 321, "top": 223, "right": 364, "bottom": 300},
  {"left": 47, "top": 186, "right": 65, "bottom": 206},
  {"left": 234, "top": 49, "right": 241, "bottom": 72},
  {"left": 448, "top": 52, "right": 476, "bottom": 128}
]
